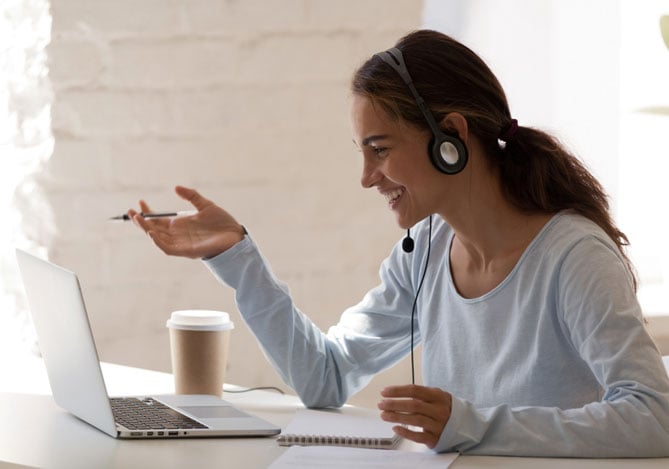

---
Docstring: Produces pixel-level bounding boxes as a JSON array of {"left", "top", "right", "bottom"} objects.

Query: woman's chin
[{"left": 395, "top": 214, "right": 417, "bottom": 230}]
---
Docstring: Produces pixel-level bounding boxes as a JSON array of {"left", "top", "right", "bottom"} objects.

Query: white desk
[{"left": 1, "top": 355, "right": 667, "bottom": 468}]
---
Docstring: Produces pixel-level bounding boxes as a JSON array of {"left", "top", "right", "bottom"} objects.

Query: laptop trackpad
[{"left": 180, "top": 406, "right": 248, "bottom": 419}]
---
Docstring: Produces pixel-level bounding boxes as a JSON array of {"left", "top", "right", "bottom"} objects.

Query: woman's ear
[{"left": 440, "top": 113, "right": 469, "bottom": 144}]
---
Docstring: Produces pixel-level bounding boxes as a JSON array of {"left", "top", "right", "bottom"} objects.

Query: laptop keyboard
[{"left": 110, "top": 397, "right": 208, "bottom": 430}]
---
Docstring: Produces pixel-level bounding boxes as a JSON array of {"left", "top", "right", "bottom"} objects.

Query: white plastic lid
[{"left": 166, "top": 310, "right": 234, "bottom": 331}]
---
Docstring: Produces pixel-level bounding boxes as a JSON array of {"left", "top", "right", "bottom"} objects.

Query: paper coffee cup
[{"left": 166, "top": 310, "right": 234, "bottom": 397}]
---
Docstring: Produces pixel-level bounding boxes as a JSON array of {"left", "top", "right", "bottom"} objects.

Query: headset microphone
[{"left": 402, "top": 229, "right": 414, "bottom": 253}]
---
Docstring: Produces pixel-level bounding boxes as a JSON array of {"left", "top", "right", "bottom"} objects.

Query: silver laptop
[{"left": 15, "top": 248, "right": 281, "bottom": 439}]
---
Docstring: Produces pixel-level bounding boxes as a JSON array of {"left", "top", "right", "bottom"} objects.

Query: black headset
[
  {"left": 375, "top": 48, "right": 468, "bottom": 175},
  {"left": 376, "top": 49, "right": 456, "bottom": 383}
]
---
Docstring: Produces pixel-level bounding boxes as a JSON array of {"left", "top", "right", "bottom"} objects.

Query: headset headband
[{"left": 375, "top": 48, "right": 443, "bottom": 137}]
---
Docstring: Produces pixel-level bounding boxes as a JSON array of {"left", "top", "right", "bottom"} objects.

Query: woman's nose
[{"left": 360, "top": 160, "right": 381, "bottom": 189}]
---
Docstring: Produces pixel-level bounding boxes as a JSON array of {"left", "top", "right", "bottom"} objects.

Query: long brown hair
[{"left": 352, "top": 29, "right": 637, "bottom": 289}]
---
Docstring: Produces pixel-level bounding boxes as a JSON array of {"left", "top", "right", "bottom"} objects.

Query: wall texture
[{"left": 40, "top": 1, "right": 422, "bottom": 407}]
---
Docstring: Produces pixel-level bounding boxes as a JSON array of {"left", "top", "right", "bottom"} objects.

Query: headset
[
  {"left": 376, "top": 48, "right": 458, "bottom": 385},
  {"left": 375, "top": 47, "right": 468, "bottom": 175}
]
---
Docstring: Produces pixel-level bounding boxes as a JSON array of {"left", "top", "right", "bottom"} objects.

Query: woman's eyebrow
[{"left": 361, "top": 134, "right": 390, "bottom": 146}]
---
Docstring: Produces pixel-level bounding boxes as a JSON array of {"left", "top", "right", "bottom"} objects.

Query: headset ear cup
[{"left": 429, "top": 132, "right": 468, "bottom": 175}]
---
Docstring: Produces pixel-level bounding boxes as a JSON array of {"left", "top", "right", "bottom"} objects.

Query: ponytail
[{"left": 496, "top": 126, "right": 637, "bottom": 289}]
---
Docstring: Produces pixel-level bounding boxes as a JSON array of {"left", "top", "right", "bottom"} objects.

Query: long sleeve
[
  {"left": 202, "top": 213, "right": 669, "bottom": 457},
  {"left": 203, "top": 233, "right": 416, "bottom": 408}
]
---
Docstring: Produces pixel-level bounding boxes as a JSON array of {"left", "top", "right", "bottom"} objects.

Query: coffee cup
[{"left": 166, "top": 310, "right": 234, "bottom": 397}]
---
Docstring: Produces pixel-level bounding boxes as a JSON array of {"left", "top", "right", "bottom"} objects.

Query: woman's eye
[{"left": 372, "top": 147, "right": 389, "bottom": 158}]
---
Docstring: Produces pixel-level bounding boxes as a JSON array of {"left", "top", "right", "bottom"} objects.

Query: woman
[{"left": 130, "top": 30, "right": 669, "bottom": 456}]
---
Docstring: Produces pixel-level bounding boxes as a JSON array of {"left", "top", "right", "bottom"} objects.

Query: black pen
[{"left": 109, "top": 210, "right": 197, "bottom": 221}]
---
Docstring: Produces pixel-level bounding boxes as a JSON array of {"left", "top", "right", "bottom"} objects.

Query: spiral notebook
[{"left": 277, "top": 409, "right": 401, "bottom": 449}]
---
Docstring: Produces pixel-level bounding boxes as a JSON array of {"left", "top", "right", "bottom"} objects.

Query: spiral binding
[{"left": 277, "top": 433, "right": 397, "bottom": 448}]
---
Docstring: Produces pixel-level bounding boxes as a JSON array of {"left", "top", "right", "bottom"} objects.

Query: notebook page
[
  {"left": 269, "top": 446, "right": 459, "bottom": 469},
  {"left": 280, "top": 409, "right": 396, "bottom": 439}
]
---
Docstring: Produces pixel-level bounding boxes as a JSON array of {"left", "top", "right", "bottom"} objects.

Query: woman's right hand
[{"left": 129, "top": 186, "right": 246, "bottom": 259}]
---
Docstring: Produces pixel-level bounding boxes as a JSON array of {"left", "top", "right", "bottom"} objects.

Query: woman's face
[{"left": 350, "top": 94, "right": 446, "bottom": 229}]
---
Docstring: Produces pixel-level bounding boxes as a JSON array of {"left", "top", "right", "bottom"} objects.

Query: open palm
[{"left": 129, "top": 186, "right": 246, "bottom": 259}]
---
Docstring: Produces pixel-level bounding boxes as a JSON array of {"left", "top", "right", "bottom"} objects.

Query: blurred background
[{"left": 2, "top": 0, "right": 668, "bottom": 408}]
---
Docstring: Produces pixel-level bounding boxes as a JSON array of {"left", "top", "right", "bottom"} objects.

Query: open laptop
[{"left": 15, "top": 248, "right": 281, "bottom": 439}]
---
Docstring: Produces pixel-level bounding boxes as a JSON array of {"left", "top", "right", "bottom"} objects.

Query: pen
[{"left": 109, "top": 210, "right": 197, "bottom": 221}]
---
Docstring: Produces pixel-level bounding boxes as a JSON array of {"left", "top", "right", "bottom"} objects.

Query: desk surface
[{"left": 1, "top": 355, "right": 667, "bottom": 469}]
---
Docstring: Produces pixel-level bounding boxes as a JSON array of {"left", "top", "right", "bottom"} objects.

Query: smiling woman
[
  {"left": 0, "top": 0, "right": 53, "bottom": 357},
  {"left": 123, "top": 27, "right": 669, "bottom": 457}
]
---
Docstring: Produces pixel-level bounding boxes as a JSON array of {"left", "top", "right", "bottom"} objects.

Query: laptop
[{"left": 15, "top": 248, "right": 281, "bottom": 439}]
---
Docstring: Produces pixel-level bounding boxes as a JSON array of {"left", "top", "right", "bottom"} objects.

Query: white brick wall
[{"left": 43, "top": 1, "right": 422, "bottom": 407}]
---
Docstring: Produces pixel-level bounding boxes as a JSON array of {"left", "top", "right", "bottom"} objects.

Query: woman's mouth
[{"left": 384, "top": 188, "right": 405, "bottom": 210}]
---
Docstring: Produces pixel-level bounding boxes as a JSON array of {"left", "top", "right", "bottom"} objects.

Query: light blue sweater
[{"left": 204, "top": 212, "right": 669, "bottom": 457}]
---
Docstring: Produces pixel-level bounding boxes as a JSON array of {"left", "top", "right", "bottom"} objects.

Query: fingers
[
  {"left": 378, "top": 385, "right": 451, "bottom": 419},
  {"left": 129, "top": 199, "right": 171, "bottom": 233},
  {"left": 130, "top": 210, "right": 151, "bottom": 233},
  {"left": 130, "top": 218, "right": 183, "bottom": 257},
  {"left": 378, "top": 384, "right": 452, "bottom": 450},
  {"left": 128, "top": 207, "right": 161, "bottom": 234},
  {"left": 145, "top": 230, "right": 178, "bottom": 256},
  {"left": 139, "top": 200, "right": 151, "bottom": 214},
  {"left": 392, "top": 425, "right": 439, "bottom": 448},
  {"left": 174, "top": 185, "right": 212, "bottom": 211},
  {"left": 131, "top": 186, "right": 212, "bottom": 217},
  {"left": 381, "top": 384, "right": 441, "bottom": 401},
  {"left": 378, "top": 395, "right": 440, "bottom": 429}
]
